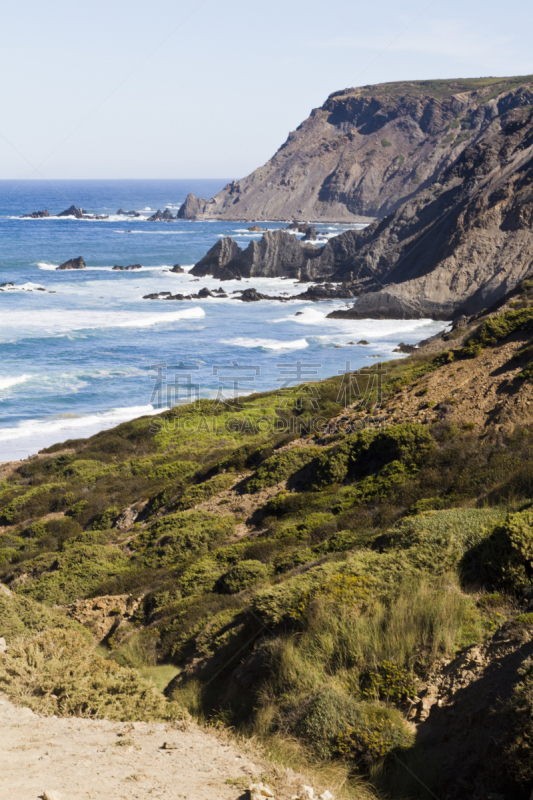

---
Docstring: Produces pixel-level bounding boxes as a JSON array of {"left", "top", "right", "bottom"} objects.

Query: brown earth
[{"left": 0, "top": 693, "right": 316, "bottom": 800}]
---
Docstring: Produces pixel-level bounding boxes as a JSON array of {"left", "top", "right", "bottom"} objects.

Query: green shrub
[
  {"left": 172, "top": 473, "right": 235, "bottom": 511},
  {"left": 245, "top": 448, "right": 320, "bottom": 492},
  {"left": 0, "top": 629, "right": 185, "bottom": 721},
  {"left": 462, "top": 509, "right": 533, "bottom": 593},
  {"left": 132, "top": 511, "right": 233, "bottom": 568},
  {"left": 91, "top": 505, "right": 120, "bottom": 531},
  {"left": 18, "top": 543, "right": 129, "bottom": 605},
  {"left": 0, "top": 594, "right": 86, "bottom": 640},
  {"left": 218, "top": 560, "right": 270, "bottom": 594},
  {"left": 381, "top": 138, "right": 392, "bottom": 147},
  {"left": 148, "top": 461, "right": 196, "bottom": 482},
  {"left": 337, "top": 703, "right": 413, "bottom": 765},
  {"left": 298, "top": 689, "right": 362, "bottom": 758},
  {"left": 360, "top": 661, "right": 417, "bottom": 704}
]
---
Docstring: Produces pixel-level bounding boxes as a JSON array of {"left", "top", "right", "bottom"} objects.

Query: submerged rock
[
  {"left": 147, "top": 208, "right": 176, "bottom": 221},
  {"left": 112, "top": 264, "right": 142, "bottom": 271},
  {"left": 170, "top": 264, "right": 184, "bottom": 273}
]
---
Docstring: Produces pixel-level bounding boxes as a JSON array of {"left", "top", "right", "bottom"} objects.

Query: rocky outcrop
[
  {"left": 326, "top": 108, "right": 533, "bottom": 319},
  {"left": 20, "top": 210, "right": 50, "bottom": 218},
  {"left": 56, "top": 256, "right": 86, "bottom": 271},
  {"left": 147, "top": 208, "right": 176, "bottom": 221},
  {"left": 190, "top": 229, "right": 324, "bottom": 280},
  {"left": 116, "top": 208, "right": 140, "bottom": 217},
  {"left": 170, "top": 264, "right": 184, "bottom": 273},
  {"left": 190, "top": 237, "right": 245, "bottom": 280},
  {"left": 112, "top": 264, "right": 142, "bottom": 270},
  {"left": 190, "top": 76, "right": 533, "bottom": 222},
  {"left": 57, "top": 204, "right": 85, "bottom": 218},
  {"left": 177, "top": 193, "right": 206, "bottom": 219}
]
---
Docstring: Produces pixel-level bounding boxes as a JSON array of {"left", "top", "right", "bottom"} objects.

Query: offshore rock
[
  {"left": 112, "top": 264, "right": 142, "bottom": 270},
  {"left": 56, "top": 256, "right": 86, "bottom": 271},
  {"left": 20, "top": 209, "right": 50, "bottom": 218},
  {"left": 147, "top": 208, "right": 176, "bottom": 221},
  {"left": 190, "top": 237, "right": 244, "bottom": 280},
  {"left": 177, "top": 193, "right": 206, "bottom": 219},
  {"left": 57, "top": 204, "right": 85, "bottom": 218},
  {"left": 170, "top": 264, "right": 184, "bottom": 273}
]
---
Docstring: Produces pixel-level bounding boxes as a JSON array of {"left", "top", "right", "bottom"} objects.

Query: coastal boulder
[
  {"left": 190, "top": 237, "right": 244, "bottom": 280},
  {"left": 56, "top": 256, "right": 86, "bottom": 271},
  {"left": 177, "top": 193, "right": 206, "bottom": 219},
  {"left": 112, "top": 264, "right": 142, "bottom": 271},
  {"left": 57, "top": 205, "right": 85, "bottom": 218},
  {"left": 20, "top": 210, "right": 50, "bottom": 219},
  {"left": 170, "top": 264, "right": 184, "bottom": 273},
  {"left": 148, "top": 208, "right": 176, "bottom": 221}
]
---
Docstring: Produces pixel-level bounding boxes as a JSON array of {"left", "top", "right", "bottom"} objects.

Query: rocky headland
[{"left": 177, "top": 76, "right": 533, "bottom": 223}]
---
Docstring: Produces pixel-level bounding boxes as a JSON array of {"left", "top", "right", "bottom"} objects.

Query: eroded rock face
[
  {"left": 188, "top": 77, "right": 533, "bottom": 222},
  {"left": 326, "top": 109, "right": 533, "bottom": 319},
  {"left": 57, "top": 204, "right": 85, "bottom": 218},
  {"left": 56, "top": 256, "right": 86, "bottom": 271},
  {"left": 64, "top": 595, "right": 140, "bottom": 643},
  {"left": 190, "top": 237, "right": 245, "bottom": 279}
]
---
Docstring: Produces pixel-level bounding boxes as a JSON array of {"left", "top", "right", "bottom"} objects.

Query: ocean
[{"left": 0, "top": 179, "right": 447, "bottom": 461}]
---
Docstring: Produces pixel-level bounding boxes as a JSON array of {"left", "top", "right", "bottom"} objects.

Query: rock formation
[
  {"left": 147, "top": 208, "right": 177, "bottom": 221},
  {"left": 190, "top": 229, "right": 323, "bottom": 280},
  {"left": 56, "top": 256, "right": 86, "bottom": 271},
  {"left": 177, "top": 193, "right": 206, "bottom": 219},
  {"left": 116, "top": 208, "right": 141, "bottom": 217},
  {"left": 57, "top": 204, "right": 85, "bottom": 218},
  {"left": 20, "top": 210, "right": 50, "bottom": 218},
  {"left": 170, "top": 264, "right": 184, "bottom": 273},
  {"left": 326, "top": 108, "right": 533, "bottom": 319},
  {"left": 187, "top": 76, "right": 533, "bottom": 222},
  {"left": 112, "top": 264, "right": 142, "bottom": 271}
]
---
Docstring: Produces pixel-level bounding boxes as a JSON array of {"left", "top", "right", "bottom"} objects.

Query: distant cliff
[{"left": 180, "top": 76, "right": 533, "bottom": 223}]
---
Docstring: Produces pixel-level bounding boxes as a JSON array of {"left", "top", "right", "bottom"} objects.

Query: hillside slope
[
  {"left": 181, "top": 76, "right": 533, "bottom": 222},
  {"left": 5, "top": 294, "right": 533, "bottom": 797}
]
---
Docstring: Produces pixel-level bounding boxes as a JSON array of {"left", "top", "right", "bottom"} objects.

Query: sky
[{"left": 0, "top": 0, "right": 532, "bottom": 180}]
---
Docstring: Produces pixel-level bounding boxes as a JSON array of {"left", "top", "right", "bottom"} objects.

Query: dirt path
[{"left": 0, "top": 694, "right": 276, "bottom": 800}]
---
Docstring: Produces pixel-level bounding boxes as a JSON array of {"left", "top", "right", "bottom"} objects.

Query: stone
[
  {"left": 112, "top": 264, "right": 142, "bottom": 271},
  {"left": 20, "top": 209, "right": 50, "bottom": 218},
  {"left": 43, "top": 791, "right": 62, "bottom": 800},
  {"left": 170, "top": 264, "right": 184, "bottom": 273},
  {"left": 56, "top": 204, "right": 84, "bottom": 218},
  {"left": 56, "top": 256, "right": 86, "bottom": 270},
  {"left": 319, "top": 792, "right": 334, "bottom": 800},
  {"left": 148, "top": 208, "right": 176, "bottom": 221},
  {"left": 0, "top": 583, "right": 14, "bottom": 597},
  {"left": 297, "top": 786, "right": 314, "bottom": 800},
  {"left": 177, "top": 193, "right": 206, "bottom": 220},
  {"left": 249, "top": 783, "right": 275, "bottom": 799},
  {"left": 116, "top": 208, "right": 140, "bottom": 217},
  {"left": 357, "top": 340, "right": 369, "bottom": 345},
  {"left": 0, "top": 637, "right": 7, "bottom": 654},
  {"left": 162, "top": 741, "right": 181, "bottom": 749}
]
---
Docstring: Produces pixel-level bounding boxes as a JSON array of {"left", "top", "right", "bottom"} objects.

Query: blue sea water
[{"left": 0, "top": 179, "right": 446, "bottom": 461}]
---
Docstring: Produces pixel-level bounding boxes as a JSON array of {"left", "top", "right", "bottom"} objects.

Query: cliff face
[
  {"left": 329, "top": 108, "right": 533, "bottom": 319},
  {"left": 186, "top": 76, "right": 533, "bottom": 222}
]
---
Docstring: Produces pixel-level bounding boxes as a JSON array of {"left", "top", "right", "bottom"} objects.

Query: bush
[
  {"left": 132, "top": 512, "right": 233, "bottom": 568},
  {"left": 463, "top": 509, "right": 533, "bottom": 593},
  {"left": 298, "top": 689, "right": 362, "bottom": 758},
  {"left": 500, "top": 658, "right": 533, "bottom": 784},
  {"left": 245, "top": 447, "right": 320, "bottom": 492},
  {"left": 0, "top": 594, "right": 86, "bottom": 640},
  {"left": 217, "top": 560, "right": 270, "bottom": 594},
  {"left": 337, "top": 703, "right": 413, "bottom": 765},
  {"left": 0, "top": 629, "right": 185, "bottom": 721}
]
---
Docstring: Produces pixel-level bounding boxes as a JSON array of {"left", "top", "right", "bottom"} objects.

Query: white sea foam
[
  {"left": 0, "top": 374, "right": 32, "bottom": 391},
  {"left": 220, "top": 337, "right": 309, "bottom": 351},
  {"left": 0, "top": 404, "right": 160, "bottom": 460}
]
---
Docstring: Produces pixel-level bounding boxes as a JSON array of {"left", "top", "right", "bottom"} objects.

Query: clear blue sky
[{"left": 1, "top": 0, "right": 532, "bottom": 180}]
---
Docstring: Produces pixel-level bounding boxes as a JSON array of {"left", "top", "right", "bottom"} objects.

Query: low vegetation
[{"left": 3, "top": 311, "right": 533, "bottom": 798}]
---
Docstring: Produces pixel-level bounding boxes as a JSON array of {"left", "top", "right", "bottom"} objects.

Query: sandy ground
[{"left": 0, "top": 694, "right": 269, "bottom": 800}]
